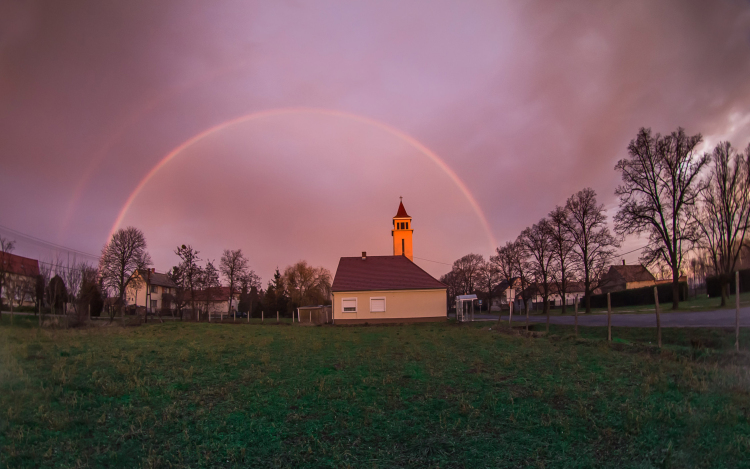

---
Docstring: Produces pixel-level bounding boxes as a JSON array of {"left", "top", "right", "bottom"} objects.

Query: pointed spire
[{"left": 394, "top": 198, "right": 410, "bottom": 218}]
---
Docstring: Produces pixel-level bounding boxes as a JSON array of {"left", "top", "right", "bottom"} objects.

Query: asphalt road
[{"left": 462, "top": 306, "right": 750, "bottom": 328}]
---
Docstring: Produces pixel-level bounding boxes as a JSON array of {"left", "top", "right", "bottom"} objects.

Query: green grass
[{"left": 2, "top": 316, "right": 750, "bottom": 468}]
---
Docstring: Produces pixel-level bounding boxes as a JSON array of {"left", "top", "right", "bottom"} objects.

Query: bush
[
  {"left": 706, "top": 268, "right": 750, "bottom": 297},
  {"left": 588, "top": 282, "right": 687, "bottom": 308}
]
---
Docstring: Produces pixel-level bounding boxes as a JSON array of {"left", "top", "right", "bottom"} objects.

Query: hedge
[
  {"left": 706, "top": 268, "right": 750, "bottom": 297},
  {"left": 588, "top": 281, "right": 687, "bottom": 309}
]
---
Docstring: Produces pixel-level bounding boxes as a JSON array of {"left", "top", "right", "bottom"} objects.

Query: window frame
[
  {"left": 370, "top": 297, "right": 386, "bottom": 313},
  {"left": 342, "top": 297, "right": 357, "bottom": 313}
]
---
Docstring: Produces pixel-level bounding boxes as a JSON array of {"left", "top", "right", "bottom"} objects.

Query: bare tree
[
  {"left": 615, "top": 127, "right": 709, "bottom": 309},
  {"left": 490, "top": 239, "right": 530, "bottom": 320},
  {"left": 565, "top": 188, "right": 619, "bottom": 313},
  {"left": 63, "top": 261, "right": 97, "bottom": 324},
  {"left": 477, "top": 260, "right": 500, "bottom": 313},
  {"left": 99, "top": 227, "right": 152, "bottom": 319},
  {"left": 519, "top": 218, "right": 556, "bottom": 329},
  {"left": 492, "top": 241, "right": 518, "bottom": 304},
  {"left": 451, "top": 253, "right": 484, "bottom": 295},
  {"left": 439, "top": 270, "right": 461, "bottom": 313},
  {"left": 220, "top": 249, "right": 249, "bottom": 319},
  {"left": 696, "top": 142, "right": 750, "bottom": 306},
  {"left": 174, "top": 244, "right": 201, "bottom": 319},
  {"left": 548, "top": 206, "right": 576, "bottom": 313},
  {"left": 63, "top": 260, "right": 83, "bottom": 318},
  {"left": 513, "top": 235, "right": 534, "bottom": 328},
  {"left": 283, "top": 260, "right": 332, "bottom": 308},
  {"left": 198, "top": 260, "right": 220, "bottom": 321}
]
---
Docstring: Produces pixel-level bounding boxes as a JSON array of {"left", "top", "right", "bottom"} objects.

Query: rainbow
[{"left": 108, "top": 107, "right": 497, "bottom": 249}]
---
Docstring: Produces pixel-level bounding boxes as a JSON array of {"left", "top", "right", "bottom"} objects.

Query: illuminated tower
[{"left": 392, "top": 198, "right": 413, "bottom": 261}]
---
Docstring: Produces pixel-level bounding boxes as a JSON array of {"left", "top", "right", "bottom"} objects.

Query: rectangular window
[
  {"left": 370, "top": 297, "right": 386, "bottom": 313},
  {"left": 150, "top": 284, "right": 157, "bottom": 293},
  {"left": 150, "top": 300, "right": 157, "bottom": 310},
  {"left": 342, "top": 298, "right": 357, "bottom": 312}
]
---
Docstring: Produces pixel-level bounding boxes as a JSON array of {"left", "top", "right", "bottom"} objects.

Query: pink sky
[{"left": 2, "top": 0, "right": 750, "bottom": 282}]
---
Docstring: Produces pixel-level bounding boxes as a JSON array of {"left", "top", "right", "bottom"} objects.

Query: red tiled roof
[
  {"left": 331, "top": 255, "right": 446, "bottom": 292},
  {"left": 394, "top": 201, "right": 410, "bottom": 218},
  {"left": 607, "top": 265, "right": 655, "bottom": 283},
  {"left": 0, "top": 252, "right": 40, "bottom": 277},
  {"left": 135, "top": 269, "right": 177, "bottom": 288}
]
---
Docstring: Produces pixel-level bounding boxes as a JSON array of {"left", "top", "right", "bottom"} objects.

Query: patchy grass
[{"left": 1, "top": 317, "right": 750, "bottom": 468}]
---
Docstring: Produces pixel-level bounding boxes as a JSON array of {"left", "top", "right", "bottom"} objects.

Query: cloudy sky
[{"left": 2, "top": 0, "right": 750, "bottom": 282}]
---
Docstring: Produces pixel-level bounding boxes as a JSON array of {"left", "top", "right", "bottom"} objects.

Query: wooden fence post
[
  {"left": 574, "top": 295, "right": 579, "bottom": 337},
  {"left": 736, "top": 270, "right": 740, "bottom": 352},
  {"left": 277, "top": 311, "right": 279, "bottom": 323},
  {"left": 607, "top": 293, "right": 612, "bottom": 342},
  {"left": 653, "top": 287, "right": 661, "bottom": 348},
  {"left": 508, "top": 301, "right": 513, "bottom": 326},
  {"left": 261, "top": 310, "right": 264, "bottom": 322}
]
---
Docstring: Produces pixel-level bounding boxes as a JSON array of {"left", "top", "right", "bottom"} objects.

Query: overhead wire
[{"left": 0, "top": 223, "right": 100, "bottom": 260}]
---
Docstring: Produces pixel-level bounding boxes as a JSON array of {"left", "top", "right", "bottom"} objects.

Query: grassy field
[{"left": 2, "top": 316, "right": 750, "bottom": 468}]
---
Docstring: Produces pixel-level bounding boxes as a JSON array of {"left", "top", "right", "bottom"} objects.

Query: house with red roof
[
  {"left": 331, "top": 200, "right": 447, "bottom": 324},
  {"left": 0, "top": 252, "right": 40, "bottom": 308}
]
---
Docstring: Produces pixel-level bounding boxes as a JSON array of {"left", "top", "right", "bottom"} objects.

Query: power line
[
  {"left": 0, "top": 224, "right": 100, "bottom": 260},
  {"left": 413, "top": 256, "right": 453, "bottom": 266},
  {"left": 616, "top": 244, "right": 653, "bottom": 257}
]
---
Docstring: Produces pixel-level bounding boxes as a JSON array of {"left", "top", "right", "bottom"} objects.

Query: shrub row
[
  {"left": 706, "top": 268, "right": 750, "bottom": 297},
  {"left": 588, "top": 281, "right": 687, "bottom": 308}
]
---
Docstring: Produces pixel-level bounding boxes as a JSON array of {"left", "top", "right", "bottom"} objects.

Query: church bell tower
[{"left": 392, "top": 198, "right": 413, "bottom": 261}]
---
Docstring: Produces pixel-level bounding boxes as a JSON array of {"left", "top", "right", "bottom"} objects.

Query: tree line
[
  {"left": 97, "top": 227, "right": 332, "bottom": 321},
  {"left": 1, "top": 227, "right": 332, "bottom": 324},
  {"left": 441, "top": 127, "right": 750, "bottom": 316}
]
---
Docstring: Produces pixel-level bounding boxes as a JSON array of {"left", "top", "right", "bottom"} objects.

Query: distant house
[
  {"left": 331, "top": 201, "right": 447, "bottom": 324},
  {"left": 525, "top": 281, "right": 587, "bottom": 309},
  {"left": 599, "top": 262, "right": 656, "bottom": 294},
  {"left": 126, "top": 268, "right": 178, "bottom": 312},
  {"left": 492, "top": 279, "right": 588, "bottom": 311},
  {"left": 0, "top": 252, "right": 40, "bottom": 308},
  {"left": 490, "top": 278, "right": 521, "bottom": 311},
  {"left": 193, "top": 286, "right": 240, "bottom": 319}
]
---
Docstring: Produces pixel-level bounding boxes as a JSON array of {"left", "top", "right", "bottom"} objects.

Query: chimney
[
  {"left": 622, "top": 259, "right": 625, "bottom": 266},
  {"left": 362, "top": 251, "right": 367, "bottom": 260}
]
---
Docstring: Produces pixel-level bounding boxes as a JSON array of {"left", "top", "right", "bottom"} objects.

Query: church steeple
[{"left": 392, "top": 197, "right": 413, "bottom": 261}]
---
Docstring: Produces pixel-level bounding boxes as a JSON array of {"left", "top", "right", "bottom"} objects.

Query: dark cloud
[{"left": 2, "top": 0, "right": 749, "bottom": 281}]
